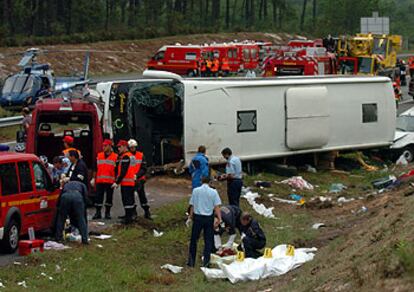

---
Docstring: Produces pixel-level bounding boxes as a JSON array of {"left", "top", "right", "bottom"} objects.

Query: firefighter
[
  {"left": 221, "top": 57, "right": 231, "bottom": 76},
  {"left": 113, "top": 140, "right": 136, "bottom": 224},
  {"left": 91, "top": 139, "right": 118, "bottom": 220},
  {"left": 128, "top": 139, "right": 151, "bottom": 219},
  {"left": 200, "top": 58, "right": 207, "bottom": 77},
  {"left": 206, "top": 58, "right": 212, "bottom": 77},
  {"left": 238, "top": 212, "right": 266, "bottom": 258},
  {"left": 211, "top": 57, "right": 220, "bottom": 77},
  {"left": 62, "top": 136, "right": 81, "bottom": 158}
]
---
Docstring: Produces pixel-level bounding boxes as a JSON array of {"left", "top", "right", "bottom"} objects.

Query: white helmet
[{"left": 128, "top": 139, "right": 138, "bottom": 148}]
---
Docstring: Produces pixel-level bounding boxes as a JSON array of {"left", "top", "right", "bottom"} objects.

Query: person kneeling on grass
[{"left": 238, "top": 212, "right": 266, "bottom": 258}]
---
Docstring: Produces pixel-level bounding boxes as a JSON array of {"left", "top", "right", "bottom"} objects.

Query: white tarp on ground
[{"left": 201, "top": 245, "right": 317, "bottom": 284}]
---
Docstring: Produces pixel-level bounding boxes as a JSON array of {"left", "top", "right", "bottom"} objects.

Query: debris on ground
[
  {"left": 289, "top": 194, "right": 305, "bottom": 205},
  {"left": 371, "top": 175, "right": 397, "bottom": 189},
  {"left": 337, "top": 197, "right": 355, "bottom": 203},
  {"left": 201, "top": 245, "right": 317, "bottom": 284},
  {"left": 161, "top": 264, "right": 183, "bottom": 274},
  {"left": 272, "top": 197, "right": 299, "bottom": 205},
  {"left": 153, "top": 230, "right": 164, "bottom": 237},
  {"left": 306, "top": 196, "right": 333, "bottom": 209},
  {"left": 0, "top": 281, "right": 5, "bottom": 288},
  {"left": 312, "top": 223, "right": 326, "bottom": 230},
  {"left": 305, "top": 165, "right": 317, "bottom": 173},
  {"left": 255, "top": 181, "right": 272, "bottom": 188},
  {"left": 329, "top": 183, "right": 347, "bottom": 193},
  {"left": 17, "top": 281, "right": 27, "bottom": 288},
  {"left": 356, "top": 152, "right": 378, "bottom": 171},
  {"left": 44, "top": 241, "right": 70, "bottom": 250},
  {"left": 281, "top": 176, "right": 314, "bottom": 190},
  {"left": 91, "top": 235, "right": 112, "bottom": 240},
  {"left": 242, "top": 191, "right": 276, "bottom": 218}
]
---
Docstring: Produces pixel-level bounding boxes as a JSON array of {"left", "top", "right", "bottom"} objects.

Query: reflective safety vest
[
  {"left": 211, "top": 59, "right": 219, "bottom": 72},
  {"left": 63, "top": 147, "right": 81, "bottom": 158},
  {"left": 221, "top": 58, "right": 230, "bottom": 71},
  {"left": 96, "top": 151, "right": 118, "bottom": 184},
  {"left": 200, "top": 61, "right": 207, "bottom": 72},
  {"left": 117, "top": 152, "right": 136, "bottom": 186},
  {"left": 130, "top": 151, "right": 146, "bottom": 181},
  {"left": 206, "top": 60, "right": 212, "bottom": 69}
]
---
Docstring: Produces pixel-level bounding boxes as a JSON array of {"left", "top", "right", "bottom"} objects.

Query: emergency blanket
[
  {"left": 201, "top": 245, "right": 317, "bottom": 284},
  {"left": 281, "top": 176, "right": 314, "bottom": 190},
  {"left": 242, "top": 191, "right": 275, "bottom": 218}
]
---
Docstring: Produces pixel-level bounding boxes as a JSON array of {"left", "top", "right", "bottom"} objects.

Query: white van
[{"left": 96, "top": 71, "right": 396, "bottom": 166}]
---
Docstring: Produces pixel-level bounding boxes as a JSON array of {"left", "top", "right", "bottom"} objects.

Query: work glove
[
  {"left": 90, "top": 178, "right": 95, "bottom": 187},
  {"left": 224, "top": 234, "right": 236, "bottom": 249},
  {"left": 111, "top": 183, "right": 119, "bottom": 189}
]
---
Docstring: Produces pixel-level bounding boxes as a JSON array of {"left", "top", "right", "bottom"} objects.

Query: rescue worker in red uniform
[
  {"left": 113, "top": 140, "right": 136, "bottom": 224},
  {"left": 128, "top": 139, "right": 151, "bottom": 219},
  {"left": 62, "top": 135, "right": 81, "bottom": 158},
  {"left": 200, "top": 58, "right": 207, "bottom": 77},
  {"left": 211, "top": 57, "right": 219, "bottom": 77},
  {"left": 206, "top": 58, "right": 212, "bottom": 77},
  {"left": 91, "top": 139, "right": 118, "bottom": 220},
  {"left": 221, "top": 57, "right": 231, "bottom": 76}
]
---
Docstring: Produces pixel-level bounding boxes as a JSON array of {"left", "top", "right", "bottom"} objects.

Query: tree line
[{"left": 0, "top": 0, "right": 412, "bottom": 47}]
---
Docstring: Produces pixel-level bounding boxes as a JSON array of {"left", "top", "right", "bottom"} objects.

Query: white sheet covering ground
[{"left": 201, "top": 245, "right": 317, "bottom": 284}]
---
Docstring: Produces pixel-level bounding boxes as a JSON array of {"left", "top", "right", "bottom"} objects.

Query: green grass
[
  {"left": 0, "top": 124, "right": 19, "bottom": 143},
  {"left": 0, "top": 163, "right": 402, "bottom": 291}
]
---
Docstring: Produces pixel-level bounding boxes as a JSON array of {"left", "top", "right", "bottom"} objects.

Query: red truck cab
[
  {"left": 235, "top": 43, "right": 260, "bottom": 70},
  {"left": 202, "top": 44, "right": 241, "bottom": 73},
  {"left": 0, "top": 152, "right": 59, "bottom": 253},
  {"left": 147, "top": 45, "right": 202, "bottom": 76},
  {"left": 25, "top": 97, "right": 103, "bottom": 180}
]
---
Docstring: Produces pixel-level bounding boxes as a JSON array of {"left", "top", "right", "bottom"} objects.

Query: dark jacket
[
  {"left": 220, "top": 205, "right": 242, "bottom": 235},
  {"left": 239, "top": 219, "right": 266, "bottom": 242},
  {"left": 115, "top": 152, "right": 131, "bottom": 185},
  {"left": 67, "top": 159, "right": 88, "bottom": 186},
  {"left": 61, "top": 181, "right": 89, "bottom": 205}
]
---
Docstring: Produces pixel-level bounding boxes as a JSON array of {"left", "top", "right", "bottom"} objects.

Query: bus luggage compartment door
[{"left": 285, "top": 86, "right": 330, "bottom": 150}]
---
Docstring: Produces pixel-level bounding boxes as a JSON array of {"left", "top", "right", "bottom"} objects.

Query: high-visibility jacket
[
  {"left": 221, "top": 58, "right": 230, "bottom": 71},
  {"left": 211, "top": 59, "right": 219, "bottom": 72},
  {"left": 117, "top": 152, "right": 136, "bottom": 186},
  {"left": 206, "top": 60, "right": 212, "bottom": 69},
  {"left": 63, "top": 147, "right": 81, "bottom": 158},
  {"left": 200, "top": 61, "right": 207, "bottom": 72},
  {"left": 96, "top": 151, "right": 118, "bottom": 184},
  {"left": 130, "top": 151, "right": 146, "bottom": 181}
]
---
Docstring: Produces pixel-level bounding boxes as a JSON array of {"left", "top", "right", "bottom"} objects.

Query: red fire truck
[
  {"left": 263, "top": 39, "right": 337, "bottom": 77},
  {"left": 146, "top": 45, "right": 202, "bottom": 76},
  {"left": 201, "top": 44, "right": 241, "bottom": 73}
]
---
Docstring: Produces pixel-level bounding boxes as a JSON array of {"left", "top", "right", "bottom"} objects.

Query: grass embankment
[
  {"left": 0, "top": 107, "right": 19, "bottom": 143},
  {"left": 1, "top": 163, "right": 414, "bottom": 291}
]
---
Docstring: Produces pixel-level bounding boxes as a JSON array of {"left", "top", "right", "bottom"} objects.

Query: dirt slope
[
  {"left": 277, "top": 184, "right": 414, "bottom": 291},
  {"left": 0, "top": 32, "right": 303, "bottom": 80}
]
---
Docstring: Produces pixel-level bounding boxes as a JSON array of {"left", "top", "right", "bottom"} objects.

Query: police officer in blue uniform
[
  {"left": 239, "top": 212, "right": 266, "bottom": 258},
  {"left": 187, "top": 176, "right": 222, "bottom": 267},
  {"left": 220, "top": 147, "right": 243, "bottom": 206}
]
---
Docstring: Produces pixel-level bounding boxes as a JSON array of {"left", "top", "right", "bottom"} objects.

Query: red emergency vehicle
[
  {"left": 201, "top": 44, "right": 241, "bottom": 73},
  {"left": 146, "top": 45, "right": 202, "bottom": 76},
  {"left": 263, "top": 39, "right": 337, "bottom": 77},
  {"left": 25, "top": 97, "right": 103, "bottom": 182},
  {"left": 0, "top": 152, "right": 59, "bottom": 253},
  {"left": 235, "top": 42, "right": 261, "bottom": 70}
]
